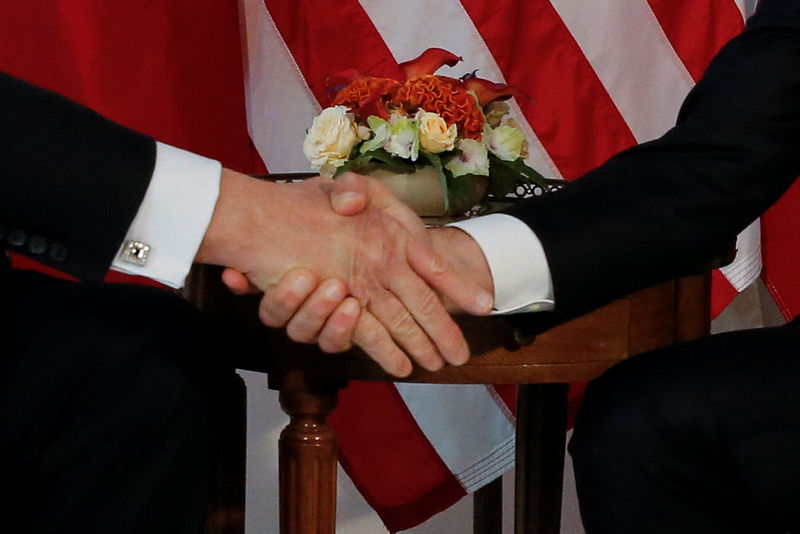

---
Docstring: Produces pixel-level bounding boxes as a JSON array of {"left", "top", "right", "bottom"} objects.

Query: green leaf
[
  {"left": 487, "top": 154, "right": 549, "bottom": 196},
  {"left": 334, "top": 154, "right": 373, "bottom": 176},
  {"left": 365, "top": 149, "right": 417, "bottom": 173},
  {"left": 334, "top": 149, "right": 416, "bottom": 177},
  {"left": 445, "top": 173, "right": 488, "bottom": 215}
]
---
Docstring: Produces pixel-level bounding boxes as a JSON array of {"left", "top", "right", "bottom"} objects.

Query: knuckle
[
  {"left": 386, "top": 309, "right": 419, "bottom": 337},
  {"left": 356, "top": 324, "right": 383, "bottom": 349},
  {"left": 415, "top": 289, "right": 444, "bottom": 319}
]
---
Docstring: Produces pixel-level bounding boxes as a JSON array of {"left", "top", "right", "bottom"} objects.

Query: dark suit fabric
[
  {"left": 507, "top": 0, "right": 800, "bottom": 323},
  {"left": 1, "top": 75, "right": 235, "bottom": 532},
  {"left": 0, "top": 72, "right": 155, "bottom": 281},
  {"left": 515, "top": 2, "right": 800, "bottom": 531}
]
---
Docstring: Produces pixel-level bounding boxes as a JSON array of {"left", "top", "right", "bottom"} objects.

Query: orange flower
[
  {"left": 389, "top": 75, "right": 485, "bottom": 140},
  {"left": 330, "top": 77, "right": 401, "bottom": 119},
  {"left": 325, "top": 49, "right": 523, "bottom": 138}
]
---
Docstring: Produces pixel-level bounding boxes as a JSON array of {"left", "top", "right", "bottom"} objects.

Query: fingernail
[
  {"left": 323, "top": 281, "right": 345, "bottom": 300},
  {"left": 477, "top": 292, "right": 494, "bottom": 312},
  {"left": 451, "top": 344, "right": 470, "bottom": 366},
  {"left": 292, "top": 275, "right": 313, "bottom": 294},
  {"left": 331, "top": 192, "right": 362, "bottom": 211},
  {"left": 342, "top": 299, "right": 361, "bottom": 316}
]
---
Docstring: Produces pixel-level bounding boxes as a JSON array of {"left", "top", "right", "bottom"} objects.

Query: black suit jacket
[
  {"left": 507, "top": 0, "right": 800, "bottom": 323},
  {"left": 0, "top": 72, "right": 156, "bottom": 281}
]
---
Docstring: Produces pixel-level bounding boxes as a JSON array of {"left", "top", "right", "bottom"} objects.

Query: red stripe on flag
[
  {"left": 330, "top": 381, "right": 466, "bottom": 532},
  {"left": 762, "top": 179, "right": 800, "bottom": 321},
  {"left": 711, "top": 270, "right": 740, "bottom": 318},
  {"left": 1, "top": 1, "right": 264, "bottom": 284},
  {"left": 263, "top": 0, "right": 404, "bottom": 105},
  {"left": 459, "top": 0, "right": 637, "bottom": 179},
  {"left": 647, "top": 0, "right": 744, "bottom": 82},
  {"left": 491, "top": 384, "right": 517, "bottom": 416},
  {"left": 0, "top": 1, "right": 264, "bottom": 174}
]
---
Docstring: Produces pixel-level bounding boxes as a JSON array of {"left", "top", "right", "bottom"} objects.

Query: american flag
[{"left": 3, "top": 0, "right": 798, "bottom": 532}]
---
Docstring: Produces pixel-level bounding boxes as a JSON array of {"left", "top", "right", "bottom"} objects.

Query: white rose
[
  {"left": 415, "top": 110, "right": 457, "bottom": 154},
  {"left": 303, "top": 106, "right": 361, "bottom": 172}
]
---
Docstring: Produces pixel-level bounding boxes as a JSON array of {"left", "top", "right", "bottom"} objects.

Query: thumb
[
  {"left": 330, "top": 171, "right": 370, "bottom": 215},
  {"left": 332, "top": 172, "right": 427, "bottom": 237}
]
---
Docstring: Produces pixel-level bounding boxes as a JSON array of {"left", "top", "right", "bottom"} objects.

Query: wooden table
[{"left": 187, "top": 267, "right": 711, "bottom": 534}]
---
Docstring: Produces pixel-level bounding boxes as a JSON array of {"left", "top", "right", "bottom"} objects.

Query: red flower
[
  {"left": 389, "top": 75, "right": 484, "bottom": 140},
  {"left": 330, "top": 77, "right": 401, "bottom": 119},
  {"left": 326, "top": 48, "right": 523, "bottom": 137}
]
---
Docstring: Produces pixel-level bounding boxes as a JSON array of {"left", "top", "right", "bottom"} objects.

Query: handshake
[{"left": 195, "top": 169, "right": 496, "bottom": 377}]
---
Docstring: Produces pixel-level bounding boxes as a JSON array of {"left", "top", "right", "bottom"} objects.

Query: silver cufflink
[{"left": 121, "top": 240, "right": 151, "bottom": 266}]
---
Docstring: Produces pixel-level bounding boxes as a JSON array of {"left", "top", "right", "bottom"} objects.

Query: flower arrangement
[{"left": 303, "top": 48, "right": 548, "bottom": 215}]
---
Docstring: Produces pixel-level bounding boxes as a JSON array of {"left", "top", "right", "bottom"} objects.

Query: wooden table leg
[
  {"left": 514, "top": 383, "right": 569, "bottom": 534},
  {"left": 474, "top": 476, "right": 503, "bottom": 534},
  {"left": 276, "top": 371, "right": 343, "bottom": 534},
  {"left": 675, "top": 273, "right": 711, "bottom": 342}
]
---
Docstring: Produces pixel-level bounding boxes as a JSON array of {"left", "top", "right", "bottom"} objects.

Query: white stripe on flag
[
  {"left": 550, "top": 0, "right": 694, "bottom": 143},
  {"left": 721, "top": 219, "right": 762, "bottom": 291},
  {"left": 241, "top": 0, "right": 320, "bottom": 172},
  {"left": 358, "top": 0, "right": 562, "bottom": 179},
  {"left": 735, "top": 0, "right": 757, "bottom": 19},
  {"left": 395, "top": 383, "right": 516, "bottom": 492}
]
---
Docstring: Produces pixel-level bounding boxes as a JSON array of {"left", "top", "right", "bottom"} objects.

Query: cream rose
[
  {"left": 303, "top": 106, "right": 361, "bottom": 173},
  {"left": 415, "top": 110, "right": 457, "bottom": 153}
]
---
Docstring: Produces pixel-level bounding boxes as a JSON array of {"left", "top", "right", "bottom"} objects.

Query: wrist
[{"left": 195, "top": 168, "right": 273, "bottom": 268}]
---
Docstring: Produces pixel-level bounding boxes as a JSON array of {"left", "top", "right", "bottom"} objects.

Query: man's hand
[
  {"left": 228, "top": 172, "right": 495, "bottom": 367},
  {"left": 198, "top": 169, "right": 493, "bottom": 377}
]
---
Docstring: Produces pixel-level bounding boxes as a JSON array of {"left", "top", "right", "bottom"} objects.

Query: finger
[
  {"left": 285, "top": 278, "right": 348, "bottom": 343},
  {"left": 406, "top": 238, "right": 494, "bottom": 316},
  {"left": 385, "top": 269, "right": 471, "bottom": 367},
  {"left": 258, "top": 268, "right": 318, "bottom": 328},
  {"left": 366, "top": 288, "right": 446, "bottom": 372},
  {"left": 221, "top": 268, "right": 259, "bottom": 295},
  {"left": 352, "top": 311, "right": 413, "bottom": 377},
  {"left": 317, "top": 297, "right": 360, "bottom": 353}
]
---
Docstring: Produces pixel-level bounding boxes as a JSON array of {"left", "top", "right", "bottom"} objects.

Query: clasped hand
[{"left": 202, "top": 170, "right": 493, "bottom": 377}]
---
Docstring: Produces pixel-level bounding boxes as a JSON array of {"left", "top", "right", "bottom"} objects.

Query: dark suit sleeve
[
  {"left": 505, "top": 0, "right": 800, "bottom": 322},
  {"left": 0, "top": 72, "right": 156, "bottom": 281}
]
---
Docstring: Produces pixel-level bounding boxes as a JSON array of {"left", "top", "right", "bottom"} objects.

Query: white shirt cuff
[
  {"left": 448, "top": 213, "right": 554, "bottom": 314},
  {"left": 111, "top": 141, "right": 222, "bottom": 288}
]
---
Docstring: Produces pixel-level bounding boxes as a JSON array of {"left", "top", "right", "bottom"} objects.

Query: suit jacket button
[
  {"left": 48, "top": 243, "right": 68, "bottom": 263},
  {"left": 7, "top": 229, "right": 26, "bottom": 247},
  {"left": 28, "top": 236, "right": 48, "bottom": 255}
]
